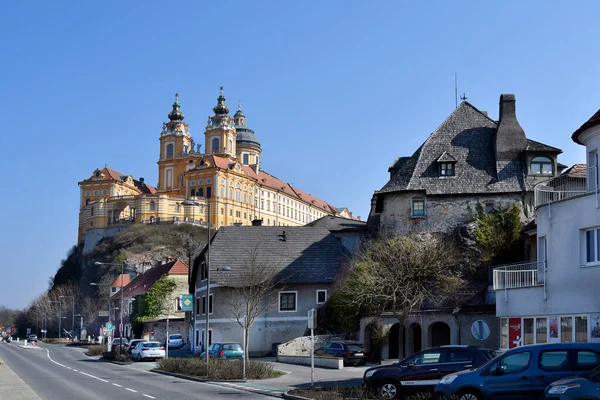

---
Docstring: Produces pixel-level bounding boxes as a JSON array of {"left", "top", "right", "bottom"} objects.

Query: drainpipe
[{"left": 452, "top": 308, "right": 461, "bottom": 345}]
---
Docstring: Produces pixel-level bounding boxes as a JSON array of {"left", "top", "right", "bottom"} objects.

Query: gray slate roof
[
  {"left": 525, "top": 139, "right": 562, "bottom": 153},
  {"left": 379, "top": 101, "right": 544, "bottom": 195},
  {"left": 202, "top": 226, "right": 349, "bottom": 287},
  {"left": 307, "top": 216, "right": 367, "bottom": 232}
]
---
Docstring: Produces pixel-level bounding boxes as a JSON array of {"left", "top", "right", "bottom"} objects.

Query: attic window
[
  {"left": 439, "top": 162, "right": 455, "bottom": 176},
  {"left": 531, "top": 156, "right": 553, "bottom": 175}
]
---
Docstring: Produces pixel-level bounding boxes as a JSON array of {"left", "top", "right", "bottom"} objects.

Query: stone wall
[
  {"left": 277, "top": 334, "right": 343, "bottom": 356},
  {"left": 379, "top": 192, "right": 528, "bottom": 235}
]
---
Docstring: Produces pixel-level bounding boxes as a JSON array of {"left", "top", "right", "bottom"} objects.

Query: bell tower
[
  {"left": 157, "top": 93, "right": 193, "bottom": 192},
  {"left": 204, "top": 87, "right": 237, "bottom": 160}
]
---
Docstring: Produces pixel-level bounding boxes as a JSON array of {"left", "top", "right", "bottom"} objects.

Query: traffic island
[
  {"left": 286, "top": 387, "right": 436, "bottom": 400},
  {"left": 155, "top": 358, "right": 283, "bottom": 380}
]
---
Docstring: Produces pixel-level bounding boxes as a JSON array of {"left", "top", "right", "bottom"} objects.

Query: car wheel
[
  {"left": 378, "top": 380, "right": 399, "bottom": 399},
  {"left": 457, "top": 390, "right": 482, "bottom": 400}
]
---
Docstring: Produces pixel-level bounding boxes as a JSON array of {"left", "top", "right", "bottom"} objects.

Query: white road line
[
  {"left": 79, "top": 371, "right": 109, "bottom": 383},
  {"left": 142, "top": 395, "right": 155, "bottom": 399},
  {"left": 45, "top": 349, "right": 66, "bottom": 367},
  {"left": 72, "top": 369, "right": 78, "bottom": 372},
  {"left": 112, "top": 383, "right": 122, "bottom": 387},
  {"left": 66, "top": 367, "right": 72, "bottom": 370},
  {"left": 125, "top": 388, "right": 137, "bottom": 393}
]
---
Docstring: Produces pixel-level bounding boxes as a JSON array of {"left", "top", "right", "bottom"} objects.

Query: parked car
[
  {"left": 111, "top": 338, "right": 128, "bottom": 351},
  {"left": 165, "top": 334, "right": 184, "bottom": 349},
  {"left": 435, "top": 342, "right": 600, "bottom": 400},
  {"left": 316, "top": 341, "right": 369, "bottom": 366},
  {"left": 364, "top": 345, "right": 495, "bottom": 398},
  {"left": 27, "top": 334, "right": 38, "bottom": 342},
  {"left": 200, "top": 342, "right": 244, "bottom": 359},
  {"left": 131, "top": 341, "right": 165, "bottom": 361},
  {"left": 543, "top": 363, "right": 600, "bottom": 399},
  {"left": 127, "top": 339, "right": 144, "bottom": 355}
]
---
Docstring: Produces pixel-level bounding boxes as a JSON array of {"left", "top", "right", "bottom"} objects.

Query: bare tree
[
  {"left": 334, "top": 233, "right": 466, "bottom": 350},
  {"left": 227, "top": 247, "right": 280, "bottom": 375}
]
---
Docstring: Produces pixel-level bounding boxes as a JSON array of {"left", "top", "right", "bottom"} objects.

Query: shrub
[
  {"left": 156, "top": 358, "right": 279, "bottom": 380},
  {"left": 288, "top": 387, "right": 444, "bottom": 400},
  {"left": 101, "top": 349, "right": 132, "bottom": 363},
  {"left": 87, "top": 345, "right": 106, "bottom": 356}
]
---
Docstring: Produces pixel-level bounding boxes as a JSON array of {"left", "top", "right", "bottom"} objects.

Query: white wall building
[{"left": 495, "top": 109, "right": 600, "bottom": 350}]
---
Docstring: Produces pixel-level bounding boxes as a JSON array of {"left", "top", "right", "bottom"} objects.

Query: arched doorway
[
  {"left": 365, "top": 324, "right": 382, "bottom": 362},
  {"left": 388, "top": 323, "right": 401, "bottom": 360},
  {"left": 430, "top": 321, "right": 451, "bottom": 347},
  {"left": 408, "top": 323, "right": 422, "bottom": 356}
]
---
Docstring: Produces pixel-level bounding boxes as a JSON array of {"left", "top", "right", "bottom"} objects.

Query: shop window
[
  {"left": 523, "top": 318, "right": 534, "bottom": 345},
  {"left": 500, "top": 318, "right": 508, "bottom": 349},
  {"left": 561, "top": 317, "right": 573, "bottom": 343},
  {"left": 536, "top": 318, "right": 548, "bottom": 344},
  {"left": 576, "top": 316, "right": 588, "bottom": 342}
]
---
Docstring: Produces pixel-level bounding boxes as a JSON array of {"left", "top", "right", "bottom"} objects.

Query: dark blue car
[{"left": 435, "top": 343, "right": 600, "bottom": 400}]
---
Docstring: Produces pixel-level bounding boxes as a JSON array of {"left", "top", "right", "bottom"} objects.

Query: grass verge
[
  {"left": 288, "top": 387, "right": 440, "bottom": 400},
  {"left": 156, "top": 358, "right": 281, "bottom": 380}
]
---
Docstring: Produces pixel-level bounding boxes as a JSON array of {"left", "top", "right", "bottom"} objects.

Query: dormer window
[
  {"left": 439, "top": 162, "right": 455, "bottom": 176},
  {"left": 436, "top": 151, "right": 457, "bottom": 177},
  {"left": 531, "top": 156, "right": 553, "bottom": 175}
]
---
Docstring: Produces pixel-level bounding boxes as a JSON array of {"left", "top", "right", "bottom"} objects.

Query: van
[{"left": 435, "top": 343, "right": 600, "bottom": 400}]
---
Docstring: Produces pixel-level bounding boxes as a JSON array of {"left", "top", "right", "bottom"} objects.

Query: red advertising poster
[{"left": 509, "top": 318, "right": 522, "bottom": 348}]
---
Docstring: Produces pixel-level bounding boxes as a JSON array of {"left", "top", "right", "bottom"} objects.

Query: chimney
[
  {"left": 481, "top": 111, "right": 488, "bottom": 117},
  {"left": 495, "top": 94, "right": 527, "bottom": 163},
  {"left": 251, "top": 219, "right": 263, "bottom": 226},
  {"left": 139, "top": 177, "right": 145, "bottom": 184}
]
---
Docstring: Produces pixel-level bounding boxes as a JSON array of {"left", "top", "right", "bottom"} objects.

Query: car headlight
[
  {"left": 439, "top": 374, "right": 458, "bottom": 385},
  {"left": 364, "top": 370, "right": 376, "bottom": 378},
  {"left": 548, "top": 384, "right": 580, "bottom": 394}
]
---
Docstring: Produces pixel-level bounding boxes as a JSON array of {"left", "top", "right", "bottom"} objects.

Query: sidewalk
[{"left": 0, "top": 359, "right": 42, "bottom": 400}]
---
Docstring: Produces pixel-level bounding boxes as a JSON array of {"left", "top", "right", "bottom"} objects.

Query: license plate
[{"left": 355, "top": 353, "right": 363, "bottom": 356}]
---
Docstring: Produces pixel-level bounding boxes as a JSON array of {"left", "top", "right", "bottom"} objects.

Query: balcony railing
[
  {"left": 535, "top": 166, "right": 596, "bottom": 208},
  {"left": 493, "top": 261, "right": 546, "bottom": 290}
]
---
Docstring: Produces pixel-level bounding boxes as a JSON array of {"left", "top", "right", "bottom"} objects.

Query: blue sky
[{"left": 1, "top": 1, "right": 598, "bottom": 309}]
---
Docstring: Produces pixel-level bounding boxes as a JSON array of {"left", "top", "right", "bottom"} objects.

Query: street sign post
[
  {"left": 107, "top": 336, "right": 112, "bottom": 352},
  {"left": 471, "top": 320, "right": 491, "bottom": 347},
  {"left": 26, "top": 328, "right": 31, "bottom": 335},
  {"left": 308, "top": 309, "right": 317, "bottom": 387},
  {"left": 106, "top": 323, "right": 113, "bottom": 331},
  {"left": 180, "top": 294, "right": 194, "bottom": 312}
]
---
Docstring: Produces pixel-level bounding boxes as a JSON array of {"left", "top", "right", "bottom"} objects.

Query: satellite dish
[{"left": 471, "top": 320, "right": 490, "bottom": 341}]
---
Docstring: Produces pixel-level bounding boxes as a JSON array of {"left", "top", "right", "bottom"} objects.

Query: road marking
[
  {"left": 112, "top": 383, "right": 122, "bottom": 387},
  {"left": 72, "top": 369, "right": 78, "bottom": 372},
  {"left": 126, "top": 388, "right": 137, "bottom": 393},
  {"left": 79, "top": 371, "right": 109, "bottom": 383},
  {"left": 143, "top": 395, "right": 155, "bottom": 399},
  {"left": 45, "top": 349, "right": 66, "bottom": 367},
  {"left": 66, "top": 367, "right": 72, "bottom": 370}
]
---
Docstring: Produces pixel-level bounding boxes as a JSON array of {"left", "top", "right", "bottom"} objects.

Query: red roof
[
  {"left": 83, "top": 166, "right": 157, "bottom": 194},
  {"left": 561, "top": 163, "right": 587, "bottom": 178},
  {"left": 111, "top": 274, "right": 131, "bottom": 288},
  {"left": 573, "top": 109, "right": 600, "bottom": 145},
  {"left": 111, "top": 259, "right": 188, "bottom": 301}
]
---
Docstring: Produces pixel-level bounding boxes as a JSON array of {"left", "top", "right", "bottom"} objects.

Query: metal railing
[
  {"left": 493, "top": 261, "right": 545, "bottom": 290},
  {"left": 108, "top": 195, "right": 137, "bottom": 201},
  {"left": 535, "top": 166, "right": 597, "bottom": 208}
]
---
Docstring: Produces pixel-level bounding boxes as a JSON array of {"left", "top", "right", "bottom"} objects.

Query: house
[
  {"left": 367, "top": 94, "right": 564, "bottom": 235},
  {"left": 360, "top": 94, "right": 564, "bottom": 358},
  {"left": 494, "top": 109, "right": 600, "bottom": 349},
  {"left": 306, "top": 215, "right": 368, "bottom": 254},
  {"left": 111, "top": 259, "right": 189, "bottom": 342},
  {"left": 189, "top": 225, "right": 349, "bottom": 356}
]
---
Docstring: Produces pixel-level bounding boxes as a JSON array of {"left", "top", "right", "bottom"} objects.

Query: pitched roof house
[
  {"left": 368, "top": 94, "right": 563, "bottom": 235},
  {"left": 190, "top": 226, "right": 349, "bottom": 356}
]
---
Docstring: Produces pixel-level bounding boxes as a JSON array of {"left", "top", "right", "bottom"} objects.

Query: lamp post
[
  {"left": 74, "top": 314, "right": 84, "bottom": 339},
  {"left": 59, "top": 295, "right": 75, "bottom": 341},
  {"left": 94, "top": 261, "right": 128, "bottom": 355},
  {"left": 90, "top": 282, "right": 112, "bottom": 338}
]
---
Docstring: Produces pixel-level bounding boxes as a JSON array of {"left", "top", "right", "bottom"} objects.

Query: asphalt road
[{"left": 0, "top": 342, "right": 271, "bottom": 400}]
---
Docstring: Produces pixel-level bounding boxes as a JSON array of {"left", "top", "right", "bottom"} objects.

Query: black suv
[
  {"left": 315, "top": 340, "right": 368, "bottom": 366},
  {"left": 363, "top": 345, "right": 495, "bottom": 399}
]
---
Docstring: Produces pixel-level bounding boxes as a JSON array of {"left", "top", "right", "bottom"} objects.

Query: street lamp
[
  {"left": 59, "top": 296, "right": 75, "bottom": 341},
  {"left": 74, "top": 314, "right": 84, "bottom": 339},
  {"left": 94, "top": 261, "right": 129, "bottom": 355}
]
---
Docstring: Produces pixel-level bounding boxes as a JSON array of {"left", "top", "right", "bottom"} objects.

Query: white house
[{"left": 495, "top": 109, "right": 600, "bottom": 350}]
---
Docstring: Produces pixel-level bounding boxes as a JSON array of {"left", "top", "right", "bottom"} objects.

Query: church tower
[
  {"left": 157, "top": 93, "right": 193, "bottom": 192},
  {"left": 205, "top": 87, "right": 237, "bottom": 159},
  {"left": 234, "top": 104, "right": 262, "bottom": 167}
]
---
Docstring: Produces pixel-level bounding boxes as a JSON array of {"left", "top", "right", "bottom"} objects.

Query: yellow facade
[{"left": 77, "top": 89, "right": 352, "bottom": 244}]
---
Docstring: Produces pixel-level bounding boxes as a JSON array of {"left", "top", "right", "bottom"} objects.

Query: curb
[
  {"left": 150, "top": 369, "right": 284, "bottom": 398},
  {"left": 282, "top": 392, "right": 312, "bottom": 400}
]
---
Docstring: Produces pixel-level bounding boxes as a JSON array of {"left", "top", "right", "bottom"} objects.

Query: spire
[
  {"left": 233, "top": 102, "right": 246, "bottom": 126},
  {"left": 168, "top": 92, "right": 185, "bottom": 121},
  {"left": 213, "top": 86, "right": 230, "bottom": 116}
]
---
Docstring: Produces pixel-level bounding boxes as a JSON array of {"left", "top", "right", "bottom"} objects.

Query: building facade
[
  {"left": 78, "top": 89, "right": 354, "bottom": 249},
  {"left": 494, "top": 109, "right": 600, "bottom": 349}
]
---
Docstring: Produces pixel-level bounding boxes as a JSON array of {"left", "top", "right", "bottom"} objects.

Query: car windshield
[
  {"left": 222, "top": 344, "right": 242, "bottom": 351},
  {"left": 143, "top": 343, "right": 161, "bottom": 348},
  {"left": 169, "top": 335, "right": 181, "bottom": 339}
]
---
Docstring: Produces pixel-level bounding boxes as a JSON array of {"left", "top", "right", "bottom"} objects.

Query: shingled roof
[
  {"left": 307, "top": 215, "right": 367, "bottom": 232},
  {"left": 379, "top": 101, "right": 558, "bottom": 196},
  {"left": 197, "top": 226, "right": 349, "bottom": 287},
  {"left": 572, "top": 109, "right": 600, "bottom": 145},
  {"left": 113, "top": 259, "right": 188, "bottom": 300}
]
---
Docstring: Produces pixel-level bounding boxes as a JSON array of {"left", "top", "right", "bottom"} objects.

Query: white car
[
  {"left": 166, "top": 334, "right": 184, "bottom": 349},
  {"left": 131, "top": 341, "right": 165, "bottom": 361}
]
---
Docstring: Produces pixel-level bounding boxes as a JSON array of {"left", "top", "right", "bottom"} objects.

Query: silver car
[
  {"left": 131, "top": 341, "right": 165, "bottom": 361},
  {"left": 166, "top": 334, "right": 184, "bottom": 349}
]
